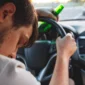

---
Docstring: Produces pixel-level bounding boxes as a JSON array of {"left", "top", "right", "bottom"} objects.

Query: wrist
[
  {"left": 56, "top": 57, "right": 70, "bottom": 68},
  {"left": 57, "top": 53, "right": 70, "bottom": 63}
]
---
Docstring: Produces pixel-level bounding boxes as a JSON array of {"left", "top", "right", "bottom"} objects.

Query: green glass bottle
[
  {"left": 39, "top": 21, "right": 52, "bottom": 32},
  {"left": 52, "top": 4, "right": 64, "bottom": 16},
  {"left": 39, "top": 4, "right": 64, "bottom": 33}
]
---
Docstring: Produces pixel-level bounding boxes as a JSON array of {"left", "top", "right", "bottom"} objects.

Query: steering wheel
[
  {"left": 35, "top": 17, "right": 66, "bottom": 82},
  {"left": 24, "top": 17, "right": 67, "bottom": 82}
]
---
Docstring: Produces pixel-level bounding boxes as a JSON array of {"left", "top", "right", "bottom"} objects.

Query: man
[{"left": 0, "top": 0, "right": 77, "bottom": 85}]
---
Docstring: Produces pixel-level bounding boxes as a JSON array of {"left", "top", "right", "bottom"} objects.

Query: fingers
[
  {"left": 56, "top": 33, "right": 77, "bottom": 60},
  {"left": 56, "top": 37, "right": 61, "bottom": 43},
  {"left": 66, "top": 33, "right": 73, "bottom": 39},
  {"left": 57, "top": 37, "right": 61, "bottom": 41},
  {"left": 36, "top": 9, "right": 57, "bottom": 20},
  {"left": 50, "top": 14, "right": 56, "bottom": 20},
  {"left": 66, "top": 33, "right": 76, "bottom": 43},
  {"left": 56, "top": 33, "right": 77, "bottom": 49},
  {"left": 57, "top": 33, "right": 75, "bottom": 41}
]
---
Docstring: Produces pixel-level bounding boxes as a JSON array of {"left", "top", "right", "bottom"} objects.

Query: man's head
[{"left": 0, "top": 0, "right": 38, "bottom": 58}]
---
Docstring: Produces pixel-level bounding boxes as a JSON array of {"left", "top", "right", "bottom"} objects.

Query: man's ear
[{"left": 0, "top": 3, "right": 16, "bottom": 22}]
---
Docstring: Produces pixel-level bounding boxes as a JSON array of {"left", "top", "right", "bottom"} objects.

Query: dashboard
[{"left": 59, "top": 21, "right": 85, "bottom": 34}]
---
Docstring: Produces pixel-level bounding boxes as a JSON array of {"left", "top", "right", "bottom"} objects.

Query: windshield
[{"left": 32, "top": 0, "right": 85, "bottom": 21}]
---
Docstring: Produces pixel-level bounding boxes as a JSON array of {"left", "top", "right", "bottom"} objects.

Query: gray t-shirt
[{"left": 0, "top": 55, "right": 40, "bottom": 85}]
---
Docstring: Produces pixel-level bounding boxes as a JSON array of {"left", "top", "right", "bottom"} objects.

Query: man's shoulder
[
  {"left": 13, "top": 68, "right": 40, "bottom": 85},
  {"left": 0, "top": 54, "right": 25, "bottom": 71},
  {"left": 0, "top": 55, "right": 40, "bottom": 85},
  {"left": 9, "top": 60, "right": 40, "bottom": 85}
]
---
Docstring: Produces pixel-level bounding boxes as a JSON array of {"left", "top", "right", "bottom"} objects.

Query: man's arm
[
  {"left": 50, "top": 33, "right": 77, "bottom": 85},
  {"left": 36, "top": 9, "right": 59, "bottom": 21},
  {"left": 50, "top": 55, "right": 69, "bottom": 85}
]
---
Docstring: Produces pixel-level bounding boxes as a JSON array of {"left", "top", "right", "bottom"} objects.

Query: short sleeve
[
  {"left": 12, "top": 68, "right": 41, "bottom": 85},
  {"left": 0, "top": 58, "right": 41, "bottom": 85}
]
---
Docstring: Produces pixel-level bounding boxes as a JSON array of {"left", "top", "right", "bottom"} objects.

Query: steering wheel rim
[
  {"left": 36, "top": 17, "right": 67, "bottom": 82},
  {"left": 39, "top": 17, "right": 66, "bottom": 38}
]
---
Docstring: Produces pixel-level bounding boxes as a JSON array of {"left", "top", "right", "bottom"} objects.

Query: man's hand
[
  {"left": 56, "top": 33, "right": 77, "bottom": 61},
  {"left": 36, "top": 9, "right": 59, "bottom": 21}
]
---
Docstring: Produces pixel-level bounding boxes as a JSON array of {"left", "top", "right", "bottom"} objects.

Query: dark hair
[
  {"left": 0, "top": 0, "right": 38, "bottom": 47},
  {"left": 25, "top": 12, "right": 38, "bottom": 47}
]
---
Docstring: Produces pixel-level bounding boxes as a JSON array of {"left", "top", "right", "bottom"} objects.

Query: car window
[{"left": 32, "top": 0, "right": 85, "bottom": 21}]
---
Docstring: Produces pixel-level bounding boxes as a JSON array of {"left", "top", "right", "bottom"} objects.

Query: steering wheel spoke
[{"left": 37, "top": 53, "right": 57, "bottom": 82}]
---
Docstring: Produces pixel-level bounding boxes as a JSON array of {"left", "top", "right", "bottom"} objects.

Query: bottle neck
[{"left": 52, "top": 10, "right": 58, "bottom": 16}]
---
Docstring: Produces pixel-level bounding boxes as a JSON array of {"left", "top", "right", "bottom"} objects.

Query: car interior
[{"left": 16, "top": 0, "right": 85, "bottom": 85}]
